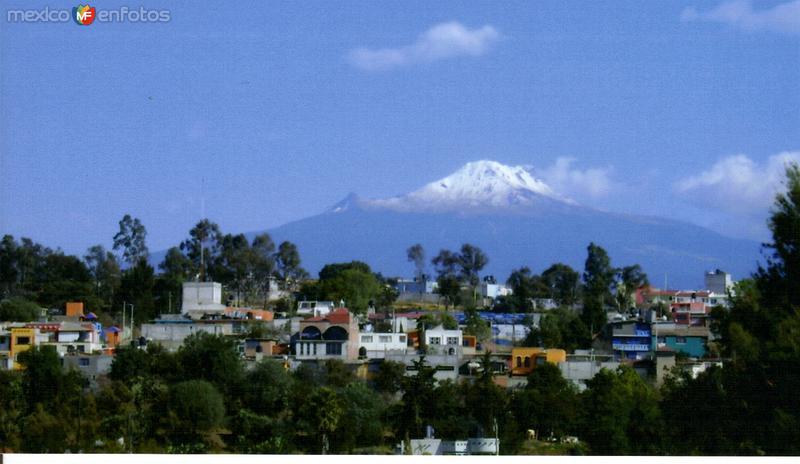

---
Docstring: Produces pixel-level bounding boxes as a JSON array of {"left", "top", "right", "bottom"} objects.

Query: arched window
[
  {"left": 516, "top": 356, "right": 522, "bottom": 368},
  {"left": 323, "top": 326, "right": 349, "bottom": 341},
  {"left": 524, "top": 356, "right": 531, "bottom": 367}
]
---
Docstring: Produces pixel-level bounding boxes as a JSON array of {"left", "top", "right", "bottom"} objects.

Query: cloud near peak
[
  {"left": 537, "top": 157, "right": 614, "bottom": 201},
  {"left": 348, "top": 21, "right": 500, "bottom": 71},
  {"left": 681, "top": 0, "right": 800, "bottom": 35},
  {"left": 675, "top": 151, "right": 800, "bottom": 214}
]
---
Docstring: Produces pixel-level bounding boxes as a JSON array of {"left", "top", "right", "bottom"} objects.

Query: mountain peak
[{"left": 365, "top": 160, "right": 573, "bottom": 213}]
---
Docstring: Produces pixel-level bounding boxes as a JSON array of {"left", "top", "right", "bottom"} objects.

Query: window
[
  {"left": 326, "top": 342, "right": 342, "bottom": 355},
  {"left": 676, "top": 337, "right": 687, "bottom": 344},
  {"left": 399, "top": 336, "right": 406, "bottom": 343},
  {"left": 16, "top": 336, "right": 30, "bottom": 345},
  {"left": 361, "top": 335, "right": 373, "bottom": 343},
  {"left": 79, "top": 358, "right": 90, "bottom": 366},
  {"left": 447, "top": 337, "right": 459, "bottom": 345},
  {"left": 429, "top": 337, "right": 441, "bottom": 345},
  {"left": 516, "top": 356, "right": 522, "bottom": 368},
  {"left": 379, "top": 336, "right": 391, "bottom": 343},
  {"left": 524, "top": 357, "right": 531, "bottom": 367}
]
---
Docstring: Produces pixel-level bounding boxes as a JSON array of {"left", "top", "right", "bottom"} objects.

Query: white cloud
[
  {"left": 537, "top": 157, "right": 614, "bottom": 201},
  {"left": 348, "top": 21, "right": 500, "bottom": 71},
  {"left": 675, "top": 151, "right": 800, "bottom": 214},
  {"left": 681, "top": 0, "right": 800, "bottom": 35}
]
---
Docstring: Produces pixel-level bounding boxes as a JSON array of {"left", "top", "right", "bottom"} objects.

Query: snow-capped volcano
[{"left": 364, "top": 160, "right": 574, "bottom": 212}]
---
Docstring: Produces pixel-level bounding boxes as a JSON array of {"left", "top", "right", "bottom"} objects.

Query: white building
[
  {"left": 478, "top": 283, "right": 512, "bottom": 299},
  {"left": 182, "top": 282, "right": 226, "bottom": 319},
  {"left": 704, "top": 269, "right": 734, "bottom": 295},
  {"left": 296, "top": 300, "right": 334, "bottom": 317},
  {"left": 358, "top": 332, "right": 408, "bottom": 359},
  {"left": 424, "top": 325, "right": 463, "bottom": 356},
  {"left": 142, "top": 315, "right": 240, "bottom": 351}
]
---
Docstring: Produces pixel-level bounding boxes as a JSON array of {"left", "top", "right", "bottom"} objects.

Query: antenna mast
[{"left": 200, "top": 177, "right": 206, "bottom": 282}]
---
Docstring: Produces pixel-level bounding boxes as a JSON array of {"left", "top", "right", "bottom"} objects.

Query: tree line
[{"left": 0, "top": 217, "right": 307, "bottom": 325}]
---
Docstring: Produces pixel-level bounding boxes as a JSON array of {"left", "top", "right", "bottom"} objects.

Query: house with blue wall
[
  {"left": 611, "top": 321, "right": 653, "bottom": 361},
  {"left": 653, "top": 324, "right": 710, "bottom": 358}
]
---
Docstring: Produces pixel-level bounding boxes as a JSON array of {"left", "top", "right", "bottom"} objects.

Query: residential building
[
  {"left": 653, "top": 324, "right": 711, "bottom": 358},
  {"left": 358, "top": 332, "right": 408, "bottom": 359},
  {"left": 242, "top": 338, "right": 280, "bottom": 361},
  {"left": 142, "top": 314, "right": 241, "bottom": 351},
  {"left": 63, "top": 354, "right": 114, "bottom": 389},
  {"left": 424, "top": 325, "right": 463, "bottom": 356},
  {"left": 510, "top": 347, "right": 567, "bottom": 376},
  {"left": 401, "top": 438, "right": 499, "bottom": 455},
  {"left": 293, "top": 308, "right": 359, "bottom": 361},
  {"left": 394, "top": 278, "right": 438, "bottom": 295},
  {"left": 558, "top": 357, "right": 621, "bottom": 391},
  {"left": 478, "top": 282, "right": 512, "bottom": 299},
  {"left": 681, "top": 360, "right": 724, "bottom": 379},
  {"left": 611, "top": 321, "right": 653, "bottom": 361},
  {"left": 0, "top": 328, "right": 10, "bottom": 369},
  {"left": 296, "top": 300, "right": 334, "bottom": 317},
  {"left": 25, "top": 321, "right": 103, "bottom": 357},
  {"left": 384, "top": 352, "right": 463, "bottom": 382},
  {"left": 705, "top": 269, "right": 733, "bottom": 295},
  {"left": 182, "top": 281, "right": 226, "bottom": 319}
]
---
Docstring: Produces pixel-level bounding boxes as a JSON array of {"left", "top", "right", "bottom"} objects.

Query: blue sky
[{"left": 1, "top": 0, "right": 798, "bottom": 256}]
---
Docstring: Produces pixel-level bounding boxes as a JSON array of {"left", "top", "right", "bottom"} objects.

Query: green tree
[
  {"left": 614, "top": 264, "right": 648, "bottom": 312},
  {"left": 113, "top": 214, "right": 149, "bottom": 265},
  {"left": 20, "top": 404, "right": 67, "bottom": 453},
  {"left": 578, "top": 366, "right": 662, "bottom": 454},
  {"left": 180, "top": 219, "right": 223, "bottom": 281},
  {"left": 0, "top": 369, "right": 25, "bottom": 451},
  {"left": 17, "top": 345, "right": 75, "bottom": 412},
  {"left": 84, "top": 244, "right": 121, "bottom": 311},
  {"left": 274, "top": 241, "right": 305, "bottom": 291},
  {"left": 457, "top": 244, "right": 489, "bottom": 287},
  {"left": 513, "top": 363, "right": 578, "bottom": 440},
  {"left": 176, "top": 332, "right": 245, "bottom": 398},
  {"left": 115, "top": 258, "right": 156, "bottom": 324},
  {"left": 463, "top": 306, "right": 491, "bottom": 344},
  {"left": 168, "top": 380, "right": 225, "bottom": 443},
  {"left": 251, "top": 233, "right": 277, "bottom": 306},
  {"left": 506, "top": 267, "right": 537, "bottom": 312},
  {"left": 406, "top": 244, "right": 426, "bottom": 282},
  {"left": 318, "top": 264, "right": 381, "bottom": 314},
  {"left": 331, "top": 381, "right": 385, "bottom": 452},
  {"left": 398, "top": 357, "right": 438, "bottom": 442},
  {"left": 542, "top": 263, "right": 580, "bottom": 307},
  {"left": 0, "top": 297, "right": 42, "bottom": 321},
  {"left": 375, "top": 360, "right": 406, "bottom": 395},
  {"left": 582, "top": 243, "right": 614, "bottom": 334}
]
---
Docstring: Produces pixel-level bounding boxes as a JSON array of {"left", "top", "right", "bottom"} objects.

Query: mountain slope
[{"left": 260, "top": 161, "right": 761, "bottom": 289}]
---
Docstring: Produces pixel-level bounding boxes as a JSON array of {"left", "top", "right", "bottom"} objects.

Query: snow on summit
[{"left": 366, "top": 160, "right": 574, "bottom": 212}]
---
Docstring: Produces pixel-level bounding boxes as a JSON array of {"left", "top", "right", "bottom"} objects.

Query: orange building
[
  {"left": 510, "top": 347, "right": 567, "bottom": 376},
  {"left": 66, "top": 302, "right": 84, "bottom": 317},
  {"left": 9, "top": 327, "right": 38, "bottom": 369}
]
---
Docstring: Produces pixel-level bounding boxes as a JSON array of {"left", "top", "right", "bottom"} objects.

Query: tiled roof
[{"left": 304, "top": 308, "right": 351, "bottom": 324}]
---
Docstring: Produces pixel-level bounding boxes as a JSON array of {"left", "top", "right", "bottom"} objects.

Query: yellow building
[
  {"left": 510, "top": 347, "right": 567, "bottom": 376},
  {"left": 10, "top": 327, "right": 37, "bottom": 370}
]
